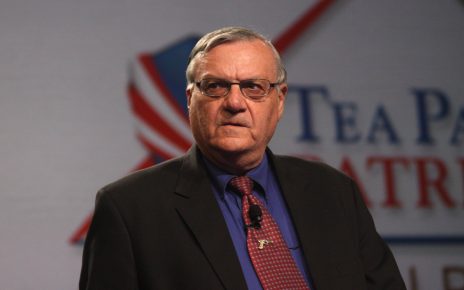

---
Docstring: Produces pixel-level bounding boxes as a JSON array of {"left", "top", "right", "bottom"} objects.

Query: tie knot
[{"left": 229, "top": 176, "right": 253, "bottom": 196}]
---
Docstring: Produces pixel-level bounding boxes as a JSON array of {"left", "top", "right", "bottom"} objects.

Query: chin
[{"left": 211, "top": 139, "right": 253, "bottom": 154}]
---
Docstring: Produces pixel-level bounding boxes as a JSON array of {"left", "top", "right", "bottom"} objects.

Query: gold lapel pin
[{"left": 257, "top": 239, "right": 272, "bottom": 250}]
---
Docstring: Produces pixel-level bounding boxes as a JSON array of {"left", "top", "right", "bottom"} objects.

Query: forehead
[{"left": 194, "top": 40, "right": 277, "bottom": 80}]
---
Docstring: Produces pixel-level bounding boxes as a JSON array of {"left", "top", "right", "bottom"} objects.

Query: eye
[
  {"left": 242, "top": 80, "right": 264, "bottom": 91},
  {"left": 205, "top": 80, "right": 228, "bottom": 90},
  {"left": 200, "top": 79, "right": 230, "bottom": 96}
]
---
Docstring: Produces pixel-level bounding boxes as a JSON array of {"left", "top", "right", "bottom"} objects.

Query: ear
[
  {"left": 277, "top": 83, "right": 287, "bottom": 119},
  {"left": 186, "top": 85, "right": 193, "bottom": 108}
]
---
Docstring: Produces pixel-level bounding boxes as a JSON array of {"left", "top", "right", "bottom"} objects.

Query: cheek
[
  {"left": 256, "top": 104, "right": 278, "bottom": 126},
  {"left": 252, "top": 104, "right": 281, "bottom": 139},
  {"left": 190, "top": 102, "right": 217, "bottom": 132}
]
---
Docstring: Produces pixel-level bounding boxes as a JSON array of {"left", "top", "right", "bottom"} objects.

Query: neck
[{"left": 199, "top": 147, "right": 265, "bottom": 175}]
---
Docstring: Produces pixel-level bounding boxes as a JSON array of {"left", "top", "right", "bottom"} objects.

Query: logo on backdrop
[
  {"left": 127, "top": 36, "right": 197, "bottom": 165},
  {"left": 69, "top": 0, "right": 336, "bottom": 244}
]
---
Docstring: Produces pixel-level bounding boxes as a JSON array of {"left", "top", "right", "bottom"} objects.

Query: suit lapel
[
  {"left": 173, "top": 147, "right": 247, "bottom": 290},
  {"left": 271, "top": 154, "right": 337, "bottom": 283}
]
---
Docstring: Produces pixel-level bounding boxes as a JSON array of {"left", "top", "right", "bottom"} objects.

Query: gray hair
[{"left": 185, "top": 27, "right": 287, "bottom": 86}]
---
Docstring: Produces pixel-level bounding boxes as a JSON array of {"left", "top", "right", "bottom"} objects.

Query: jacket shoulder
[{"left": 97, "top": 155, "right": 186, "bottom": 202}]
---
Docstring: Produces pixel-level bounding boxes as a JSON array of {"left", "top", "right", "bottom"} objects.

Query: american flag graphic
[
  {"left": 128, "top": 36, "right": 198, "bottom": 168},
  {"left": 70, "top": 0, "right": 335, "bottom": 244}
]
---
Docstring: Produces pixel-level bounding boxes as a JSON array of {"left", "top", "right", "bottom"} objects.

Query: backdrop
[{"left": 1, "top": 0, "right": 463, "bottom": 289}]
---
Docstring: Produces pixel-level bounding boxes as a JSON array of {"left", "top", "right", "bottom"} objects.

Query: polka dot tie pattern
[{"left": 229, "top": 176, "right": 310, "bottom": 290}]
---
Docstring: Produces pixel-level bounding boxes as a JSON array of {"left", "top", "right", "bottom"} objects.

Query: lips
[{"left": 220, "top": 120, "right": 250, "bottom": 128}]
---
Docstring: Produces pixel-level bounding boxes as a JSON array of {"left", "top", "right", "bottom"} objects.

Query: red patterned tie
[{"left": 229, "top": 176, "right": 310, "bottom": 290}]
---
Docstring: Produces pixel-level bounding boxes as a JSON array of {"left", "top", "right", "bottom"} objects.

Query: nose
[{"left": 223, "top": 83, "right": 246, "bottom": 112}]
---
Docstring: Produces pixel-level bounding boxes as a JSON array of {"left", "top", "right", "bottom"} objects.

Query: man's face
[{"left": 187, "top": 40, "right": 287, "bottom": 168}]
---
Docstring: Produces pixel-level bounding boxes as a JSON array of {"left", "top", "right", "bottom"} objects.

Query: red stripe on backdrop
[
  {"left": 128, "top": 84, "right": 192, "bottom": 152},
  {"left": 139, "top": 53, "right": 190, "bottom": 125},
  {"left": 69, "top": 213, "right": 92, "bottom": 244},
  {"left": 136, "top": 132, "right": 176, "bottom": 161},
  {"left": 132, "top": 155, "right": 156, "bottom": 171},
  {"left": 273, "top": 0, "right": 335, "bottom": 55}
]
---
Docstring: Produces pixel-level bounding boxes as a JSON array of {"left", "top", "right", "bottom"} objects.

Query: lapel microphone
[{"left": 247, "top": 204, "right": 262, "bottom": 229}]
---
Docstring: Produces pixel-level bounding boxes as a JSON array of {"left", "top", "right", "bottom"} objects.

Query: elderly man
[{"left": 80, "top": 27, "right": 406, "bottom": 290}]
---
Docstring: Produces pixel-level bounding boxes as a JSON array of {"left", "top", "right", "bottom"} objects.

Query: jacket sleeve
[
  {"left": 79, "top": 189, "right": 139, "bottom": 290},
  {"left": 349, "top": 180, "right": 407, "bottom": 290}
]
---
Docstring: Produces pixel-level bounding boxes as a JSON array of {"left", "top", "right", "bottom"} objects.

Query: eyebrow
[{"left": 199, "top": 75, "right": 270, "bottom": 81}]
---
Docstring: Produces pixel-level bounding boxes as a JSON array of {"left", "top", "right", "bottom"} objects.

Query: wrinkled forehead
[{"left": 191, "top": 40, "right": 279, "bottom": 80}]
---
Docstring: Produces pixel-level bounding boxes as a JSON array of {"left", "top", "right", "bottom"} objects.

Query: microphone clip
[{"left": 246, "top": 204, "right": 262, "bottom": 229}]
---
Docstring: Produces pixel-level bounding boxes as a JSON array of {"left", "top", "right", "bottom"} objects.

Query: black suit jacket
[{"left": 80, "top": 146, "right": 406, "bottom": 290}]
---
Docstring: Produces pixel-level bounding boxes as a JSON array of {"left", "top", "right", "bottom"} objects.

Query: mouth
[{"left": 221, "top": 121, "right": 248, "bottom": 128}]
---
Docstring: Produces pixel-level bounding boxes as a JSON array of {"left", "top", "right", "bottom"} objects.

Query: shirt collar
[{"left": 202, "top": 153, "right": 272, "bottom": 200}]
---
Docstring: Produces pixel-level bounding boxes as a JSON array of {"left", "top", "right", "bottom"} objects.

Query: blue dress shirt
[{"left": 203, "top": 154, "right": 312, "bottom": 290}]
